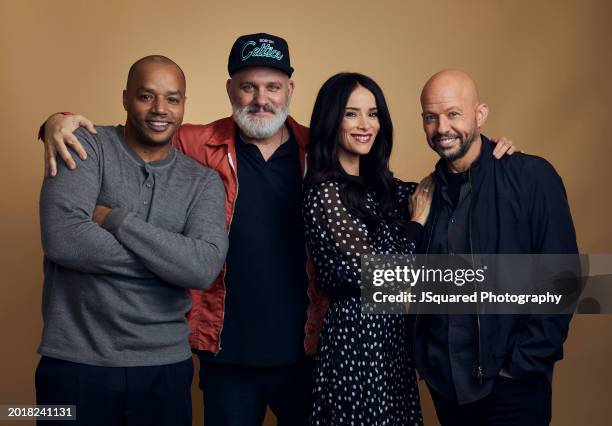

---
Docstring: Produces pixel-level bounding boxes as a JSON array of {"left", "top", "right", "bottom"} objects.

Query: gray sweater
[{"left": 39, "top": 125, "right": 228, "bottom": 367}]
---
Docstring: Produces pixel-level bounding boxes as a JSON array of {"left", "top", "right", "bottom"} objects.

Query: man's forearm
[
  {"left": 41, "top": 218, "right": 154, "bottom": 279},
  {"left": 101, "top": 209, "right": 227, "bottom": 289},
  {"left": 39, "top": 134, "right": 153, "bottom": 279}
]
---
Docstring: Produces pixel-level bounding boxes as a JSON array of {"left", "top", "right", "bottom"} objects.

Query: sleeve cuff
[{"left": 101, "top": 208, "right": 130, "bottom": 234}]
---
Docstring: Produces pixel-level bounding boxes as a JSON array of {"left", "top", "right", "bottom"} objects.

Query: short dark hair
[{"left": 126, "top": 55, "right": 186, "bottom": 90}]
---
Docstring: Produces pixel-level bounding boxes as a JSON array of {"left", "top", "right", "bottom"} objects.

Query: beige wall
[{"left": 1, "top": 0, "right": 611, "bottom": 424}]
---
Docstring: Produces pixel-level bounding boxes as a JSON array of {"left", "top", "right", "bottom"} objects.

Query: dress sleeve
[
  {"left": 303, "top": 181, "right": 371, "bottom": 289},
  {"left": 392, "top": 178, "right": 423, "bottom": 247},
  {"left": 394, "top": 178, "right": 418, "bottom": 206}
]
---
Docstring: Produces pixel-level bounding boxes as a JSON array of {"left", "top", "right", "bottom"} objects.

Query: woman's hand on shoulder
[{"left": 409, "top": 175, "right": 435, "bottom": 226}]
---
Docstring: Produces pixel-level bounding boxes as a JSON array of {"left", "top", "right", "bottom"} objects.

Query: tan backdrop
[{"left": 1, "top": 0, "right": 611, "bottom": 425}]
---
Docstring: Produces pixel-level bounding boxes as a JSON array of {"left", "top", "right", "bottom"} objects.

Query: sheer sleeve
[
  {"left": 303, "top": 180, "right": 422, "bottom": 290},
  {"left": 394, "top": 178, "right": 418, "bottom": 205},
  {"left": 391, "top": 178, "right": 423, "bottom": 246},
  {"left": 392, "top": 177, "right": 418, "bottom": 217},
  {"left": 303, "top": 181, "right": 371, "bottom": 289}
]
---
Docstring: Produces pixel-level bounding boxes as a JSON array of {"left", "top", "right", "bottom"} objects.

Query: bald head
[
  {"left": 122, "top": 55, "right": 187, "bottom": 150},
  {"left": 420, "top": 69, "right": 489, "bottom": 169},
  {"left": 420, "top": 69, "right": 480, "bottom": 108},
  {"left": 126, "top": 55, "right": 186, "bottom": 93}
]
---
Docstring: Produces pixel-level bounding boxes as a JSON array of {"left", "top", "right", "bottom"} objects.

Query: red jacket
[{"left": 172, "top": 116, "right": 329, "bottom": 356}]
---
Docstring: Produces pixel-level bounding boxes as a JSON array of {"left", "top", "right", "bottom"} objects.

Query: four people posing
[{"left": 37, "top": 32, "right": 576, "bottom": 426}]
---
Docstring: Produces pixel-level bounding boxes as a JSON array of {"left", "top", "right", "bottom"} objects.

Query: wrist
[
  {"left": 38, "top": 112, "right": 73, "bottom": 141},
  {"left": 412, "top": 216, "right": 426, "bottom": 226},
  {"left": 101, "top": 208, "right": 130, "bottom": 234}
]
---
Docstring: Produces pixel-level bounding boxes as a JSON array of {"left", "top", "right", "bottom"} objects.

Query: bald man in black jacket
[{"left": 414, "top": 69, "right": 578, "bottom": 426}]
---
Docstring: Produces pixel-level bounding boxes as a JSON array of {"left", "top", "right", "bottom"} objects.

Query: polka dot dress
[{"left": 303, "top": 178, "right": 423, "bottom": 426}]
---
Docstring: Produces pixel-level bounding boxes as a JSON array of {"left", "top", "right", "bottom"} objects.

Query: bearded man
[
  {"left": 414, "top": 69, "right": 578, "bottom": 426},
  {"left": 40, "top": 33, "right": 324, "bottom": 426}
]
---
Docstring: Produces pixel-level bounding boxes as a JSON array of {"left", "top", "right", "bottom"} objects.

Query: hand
[
  {"left": 44, "top": 113, "right": 97, "bottom": 177},
  {"left": 410, "top": 175, "right": 435, "bottom": 226},
  {"left": 490, "top": 137, "right": 519, "bottom": 159},
  {"left": 498, "top": 368, "right": 515, "bottom": 379},
  {"left": 92, "top": 205, "right": 112, "bottom": 225}
]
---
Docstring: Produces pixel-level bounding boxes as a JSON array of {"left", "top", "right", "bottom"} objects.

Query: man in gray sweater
[{"left": 36, "top": 55, "right": 228, "bottom": 426}]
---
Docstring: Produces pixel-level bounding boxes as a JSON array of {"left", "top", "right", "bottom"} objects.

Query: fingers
[
  {"left": 410, "top": 175, "right": 435, "bottom": 225},
  {"left": 44, "top": 142, "right": 50, "bottom": 177},
  {"left": 78, "top": 116, "right": 97, "bottom": 135},
  {"left": 45, "top": 142, "right": 58, "bottom": 177},
  {"left": 417, "top": 174, "right": 435, "bottom": 196},
  {"left": 493, "top": 137, "right": 513, "bottom": 159},
  {"left": 52, "top": 131, "right": 76, "bottom": 170},
  {"left": 492, "top": 137, "right": 504, "bottom": 158},
  {"left": 65, "top": 132, "right": 87, "bottom": 161}
]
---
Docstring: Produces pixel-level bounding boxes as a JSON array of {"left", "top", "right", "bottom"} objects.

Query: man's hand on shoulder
[
  {"left": 491, "top": 136, "right": 519, "bottom": 159},
  {"left": 43, "top": 113, "right": 97, "bottom": 177}
]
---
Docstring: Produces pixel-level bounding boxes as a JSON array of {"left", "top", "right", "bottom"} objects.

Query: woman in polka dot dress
[{"left": 303, "top": 73, "right": 434, "bottom": 426}]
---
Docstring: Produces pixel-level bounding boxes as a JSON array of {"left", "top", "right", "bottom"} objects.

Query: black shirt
[
  {"left": 424, "top": 166, "right": 494, "bottom": 404},
  {"left": 200, "top": 129, "right": 309, "bottom": 366}
]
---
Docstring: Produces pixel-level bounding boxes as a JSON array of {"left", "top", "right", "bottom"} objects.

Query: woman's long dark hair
[{"left": 305, "top": 72, "right": 403, "bottom": 233}]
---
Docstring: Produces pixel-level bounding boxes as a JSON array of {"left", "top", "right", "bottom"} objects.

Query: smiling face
[
  {"left": 123, "top": 60, "right": 186, "bottom": 147},
  {"left": 420, "top": 70, "right": 488, "bottom": 163},
  {"left": 227, "top": 67, "right": 293, "bottom": 139},
  {"left": 338, "top": 85, "right": 380, "bottom": 163}
]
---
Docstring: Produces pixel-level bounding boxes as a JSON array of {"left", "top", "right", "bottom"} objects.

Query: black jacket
[{"left": 414, "top": 136, "right": 578, "bottom": 384}]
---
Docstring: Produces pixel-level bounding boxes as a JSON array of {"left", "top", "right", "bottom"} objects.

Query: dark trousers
[
  {"left": 35, "top": 356, "right": 193, "bottom": 426},
  {"left": 429, "top": 375, "right": 552, "bottom": 426},
  {"left": 198, "top": 359, "right": 313, "bottom": 426}
]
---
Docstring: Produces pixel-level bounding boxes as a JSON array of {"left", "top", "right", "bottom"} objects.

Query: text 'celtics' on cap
[{"left": 228, "top": 33, "right": 294, "bottom": 77}]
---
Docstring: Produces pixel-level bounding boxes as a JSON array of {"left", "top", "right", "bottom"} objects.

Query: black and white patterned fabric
[{"left": 303, "top": 178, "right": 423, "bottom": 426}]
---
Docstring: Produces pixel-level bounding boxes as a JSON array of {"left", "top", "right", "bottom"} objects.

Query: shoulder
[
  {"left": 500, "top": 151, "right": 562, "bottom": 184},
  {"left": 393, "top": 177, "right": 418, "bottom": 194},
  {"left": 74, "top": 125, "right": 121, "bottom": 160},
  {"left": 496, "top": 152, "right": 568, "bottom": 205},
  {"left": 305, "top": 180, "right": 341, "bottom": 199},
  {"left": 286, "top": 116, "right": 309, "bottom": 145},
  {"left": 175, "top": 117, "right": 234, "bottom": 146},
  {"left": 174, "top": 150, "right": 222, "bottom": 185},
  {"left": 179, "top": 117, "right": 231, "bottom": 134},
  {"left": 304, "top": 180, "right": 344, "bottom": 210}
]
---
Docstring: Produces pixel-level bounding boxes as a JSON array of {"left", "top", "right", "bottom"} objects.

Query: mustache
[
  {"left": 432, "top": 132, "right": 461, "bottom": 143},
  {"left": 244, "top": 104, "right": 279, "bottom": 114}
]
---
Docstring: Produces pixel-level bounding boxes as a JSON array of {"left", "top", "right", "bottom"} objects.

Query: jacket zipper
[
  {"left": 414, "top": 206, "right": 439, "bottom": 340},
  {"left": 419, "top": 173, "right": 484, "bottom": 384},
  {"left": 214, "top": 151, "right": 239, "bottom": 355},
  {"left": 468, "top": 168, "right": 484, "bottom": 384}
]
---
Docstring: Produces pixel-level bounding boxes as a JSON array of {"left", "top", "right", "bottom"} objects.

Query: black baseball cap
[{"left": 227, "top": 33, "right": 294, "bottom": 77}]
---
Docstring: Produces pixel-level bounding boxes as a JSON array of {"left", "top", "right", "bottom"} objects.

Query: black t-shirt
[
  {"left": 425, "top": 166, "right": 492, "bottom": 404},
  {"left": 445, "top": 169, "right": 468, "bottom": 209},
  {"left": 200, "top": 129, "right": 309, "bottom": 366}
]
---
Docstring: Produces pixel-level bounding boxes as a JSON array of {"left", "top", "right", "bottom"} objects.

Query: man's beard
[
  {"left": 232, "top": 99, "right": 290, "bottom": 139},
  {"left": 430, "top": 128, "right": 478, "bottom": 162}
]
